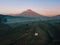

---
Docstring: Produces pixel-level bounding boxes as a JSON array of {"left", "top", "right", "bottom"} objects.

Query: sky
[{"left": 0, "top": 0, "right": 60, "bottom": 16}]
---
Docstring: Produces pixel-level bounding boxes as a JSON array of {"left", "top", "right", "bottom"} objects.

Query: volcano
[{"left": 17, "top": 9, "right": 43, "bottom": 17}]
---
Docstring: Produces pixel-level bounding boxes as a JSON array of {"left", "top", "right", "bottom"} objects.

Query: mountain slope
[{"left": 16, "top": 9, "right": 44, "bottom": 17}]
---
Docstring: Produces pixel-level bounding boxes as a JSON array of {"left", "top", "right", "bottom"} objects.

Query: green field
[{"left": 0, "top": 21, "right": 60, "bottom": 45}]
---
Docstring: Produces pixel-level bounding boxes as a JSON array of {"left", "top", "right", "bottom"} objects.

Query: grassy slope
[{"left": 0, "top": 21, "right": 60, "bottom": 45}]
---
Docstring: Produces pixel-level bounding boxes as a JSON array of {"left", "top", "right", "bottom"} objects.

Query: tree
[{"left": 0, "top": 15, "right": 7, "bottom": 23}]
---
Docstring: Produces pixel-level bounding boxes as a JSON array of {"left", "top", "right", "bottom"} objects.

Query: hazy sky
[{"left": 0, "top": 0, "right": 60, "bottom": 16}]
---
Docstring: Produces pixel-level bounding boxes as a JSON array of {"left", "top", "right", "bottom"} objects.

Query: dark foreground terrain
[{"left": 0, "top": 21, "right": 60, "bottom": 45}]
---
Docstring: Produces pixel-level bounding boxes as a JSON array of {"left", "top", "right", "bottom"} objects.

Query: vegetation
[
  {"left": 0, "top": 21, "right": 60, "bottom": 45},
  {"left": 0, "top": 15, "right": 7, "bottom": 23}
]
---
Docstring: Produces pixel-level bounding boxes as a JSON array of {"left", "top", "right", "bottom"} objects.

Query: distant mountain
[
  {"left": 0, "top": 10, "right": 60, "bottom": 23},
  {"left": 48, "top": 15, "right": 60, "bottom": 20},
  {"left": 16, "top": 9, "right": 44, "bottom": 17},
  {"left": 46, "top": 15, "right": 60, "bottom": 23},
  {"left": 52, "top": 15, "right": 60, "bottom": 19}
]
